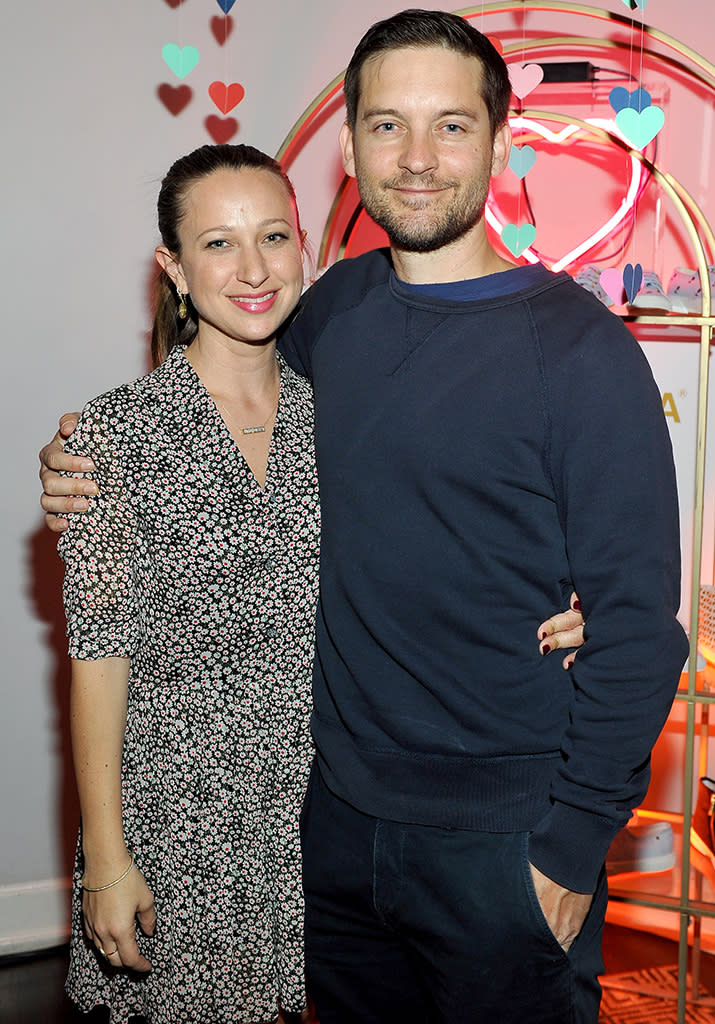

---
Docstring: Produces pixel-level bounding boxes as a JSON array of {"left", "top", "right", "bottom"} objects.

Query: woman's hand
[
  {"left": 82, "top": 855, "right": 156, "bottom": 972},
  {"left": 537, "top": 592, "right": 585, "bottom": 669},
  {"left": 39, "top": 413, "right": 97, "bottom": 532}
]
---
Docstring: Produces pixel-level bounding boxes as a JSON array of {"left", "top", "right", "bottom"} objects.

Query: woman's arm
[{"left": 71, "top": 657, "right": 156, "bottom": 971}]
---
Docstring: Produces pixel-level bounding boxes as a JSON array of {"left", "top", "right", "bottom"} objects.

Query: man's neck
[{"left": 390, "top": 223, "right": 515, "bottom": 285}]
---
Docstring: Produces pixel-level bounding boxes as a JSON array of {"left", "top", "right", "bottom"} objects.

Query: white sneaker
[
  {"left": 606, "top": 821, "right": 675, "bottom": 875},
  {"left": 573, "top": 264, "right": 613, "bottom": 307},
  {"left": 628, "top": 270, "right": 671, "bottom": 313},
  {"left": 667, "top": 265, "right": 715, "bottom": 314}
]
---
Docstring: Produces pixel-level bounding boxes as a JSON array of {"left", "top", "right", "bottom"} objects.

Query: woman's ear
[{"left": 155, "top": 247, "right": 187, "bottom": 292}]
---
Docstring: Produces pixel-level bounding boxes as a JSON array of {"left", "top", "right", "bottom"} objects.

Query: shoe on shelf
[
  {"left": 667, "top": 266, "right": 715, "bottom": 314},
  {"left": 691, "top": 776, "right": 715, "bottom": 865},
  {"left": 628, "top": 270, "right": 672, "bottom": 313},
  {"left": 573, "top": 264, "right": 613, "bottom": 307},
  {"left": 606, "top": 820, "right": 675, "bottom": 875}
]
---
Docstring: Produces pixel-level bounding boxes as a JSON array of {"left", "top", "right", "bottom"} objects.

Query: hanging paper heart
[
  {"left": 162, "top": 44, "right": 200, "bottom": 79},
  {"left": 508, "top": 145, "right": 537, "bottom": 179},
  {"left": 485, "top": 116, "right": 650, "bottom": 272},
  {"left": 163, "top": 0, "right": 187, "bottom": 6},
  {"left": 205, "top": 115, "right": 239, "bottom": 144},
  {"left": 208, "top": 81, "right": 245, "bottom": 115},
  {"left": 215, "top": 0, "right": 237, "bottom": 11},
  {"left": 502, "top": 223, "right": 537, "bottom": 257},
  {"left": 623, "top": 262, "right": 643, "bottom": 303},
  {"left": 620, "top": 0, "right": 648, "bottom": 8},
  {"left": 609, "top": 87, "right": 651, "bottom": 115},
  {"left": 157, "top": 83, "right": 193, "bottom": 117},
  {"left": 486, "top": 35, "right": 503, "bottom": 55},
  {"left": 615, "top": 105, "right": 664, "bottom": 149},
  {"left": 599, "top": 269, "right": 626, "bottom": 305},
  {"left": 508, "top": 63, "right": 544, "bottom": 100},
  {"left": 210, "top": 15, "right": 234, "bottom": 46}
]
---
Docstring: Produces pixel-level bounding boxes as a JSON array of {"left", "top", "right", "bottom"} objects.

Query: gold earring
[{"left": 177, "top": 291, "right": 188, "bottom": 320}]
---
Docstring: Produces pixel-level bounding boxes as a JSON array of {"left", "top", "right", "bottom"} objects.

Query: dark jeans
[{"left": 300, "top": 763, "right": 607, "bottom": 1024}]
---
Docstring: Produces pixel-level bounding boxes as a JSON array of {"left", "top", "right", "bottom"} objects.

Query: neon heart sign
[{"left": 485, "top": 116, "right": 650, "bottom": 272}]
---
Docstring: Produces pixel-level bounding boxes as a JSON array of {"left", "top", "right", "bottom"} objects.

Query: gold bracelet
[{"left": 82, "top": 851, "right": 135, "bottom": 892}]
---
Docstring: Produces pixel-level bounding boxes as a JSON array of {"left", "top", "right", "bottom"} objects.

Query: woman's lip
[{"left": 229, "top": 291, "right": 278, "bottom": 313}]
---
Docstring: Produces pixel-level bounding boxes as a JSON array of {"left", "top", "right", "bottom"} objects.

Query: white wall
[{"left": 2, "top": 0, "right": 713, "bottom": 953}]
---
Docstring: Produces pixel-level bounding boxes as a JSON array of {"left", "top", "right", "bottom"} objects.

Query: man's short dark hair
[{"left": 343, "top": 9, "right": 512, "bottom": 139}]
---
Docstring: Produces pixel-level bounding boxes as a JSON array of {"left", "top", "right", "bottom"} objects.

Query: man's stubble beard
[{"left": 356, "top": 171, "right": 490, "bottom": 254}]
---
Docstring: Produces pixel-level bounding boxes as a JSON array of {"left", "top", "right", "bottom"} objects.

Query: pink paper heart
[
  {"left": 599, "top": 269, "right": 626, "bottom": 305},
  {"left": 508, "top": 63, "right": 544, "bottom": 100}
]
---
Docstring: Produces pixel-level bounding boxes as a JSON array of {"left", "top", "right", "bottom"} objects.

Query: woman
[{"left": 58, "top": 144, "right": 318, "bottom": 1024}]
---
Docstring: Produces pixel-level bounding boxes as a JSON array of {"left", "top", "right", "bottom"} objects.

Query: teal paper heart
[
  {"left": 620, "top": 0, "right": 648, "bottom": 9},
  {"left": 162, "top": 43, "right": 200, "bottom": 79},
  {"left": 615, "top": 105, "right": 664, "bottom": 149},
  {"left": 508, "top": 145, "right": 537, "bottom": 180},
  {"left": 502, "top": 223, "right": 536, "bottom": 258}
]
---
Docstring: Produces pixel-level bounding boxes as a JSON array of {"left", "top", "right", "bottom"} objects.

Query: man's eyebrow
[{"left": 361, "top": 107, "right": 480, "bottom": 121}]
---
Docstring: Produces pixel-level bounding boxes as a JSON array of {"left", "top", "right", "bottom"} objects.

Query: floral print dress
[{"left": 58, "top": 346, "right": 320, "bottom": 1024}]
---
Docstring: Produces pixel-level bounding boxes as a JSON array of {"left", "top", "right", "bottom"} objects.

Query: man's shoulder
[{"left": 303, "top": 248, "right": 393, "bottom": 314}]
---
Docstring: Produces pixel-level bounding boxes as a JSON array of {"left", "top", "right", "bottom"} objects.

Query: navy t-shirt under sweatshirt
[{"left": 280, "top": 252, "right": 687, "bottom": 894}]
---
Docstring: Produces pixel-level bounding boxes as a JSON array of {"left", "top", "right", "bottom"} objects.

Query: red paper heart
[
  {"left": 486, "top": 35, "right": 504, "bottom": 55},
  {"left": 208, "top": 81, "right": 245, "bottom": 114},
  {"left": 163, "top": 0, "right": 187, "bottom": 6},
  {"left": 157, "top": 83, "right": 193, "bottom": 117},
  {"left": 210, "top": 15, "right": 234, "bottom": 45},
  {"left": 205, "top": 115, "right": 239, "bottom": 143}
]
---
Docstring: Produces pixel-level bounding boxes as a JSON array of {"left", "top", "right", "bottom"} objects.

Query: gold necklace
[{"left": 215, "top": 375, "right": 280, "bottom": 435}]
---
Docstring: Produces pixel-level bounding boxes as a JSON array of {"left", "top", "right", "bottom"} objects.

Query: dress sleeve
[{"left": 57, "top": 401, "right": 141, "bottom": 660}]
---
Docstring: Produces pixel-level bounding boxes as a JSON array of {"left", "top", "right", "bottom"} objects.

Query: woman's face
[{"left": 163, "top": 166, "right": 304, "bottom": 349}]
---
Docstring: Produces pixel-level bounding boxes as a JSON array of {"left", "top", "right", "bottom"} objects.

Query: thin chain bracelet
[{"left": 82, "top": 851, "right": 135, "bottom": 892}]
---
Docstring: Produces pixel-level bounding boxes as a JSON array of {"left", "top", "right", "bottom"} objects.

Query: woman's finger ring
[{"left": 98, "top": 945, "right": 118, "bottom": 957}]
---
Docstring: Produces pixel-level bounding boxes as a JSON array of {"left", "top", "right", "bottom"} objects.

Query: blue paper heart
[
  {"left": 501, "top": 223, "right": 536, "bottom": 258},
  {"left": 616, "top": 105, "right": 665, "bottom": 149},
  {"left": 609, "top": 87, "right": 651, "bottom": 115},
  {"left": 216, "top": 0, "right": 237, "bottom": 11},
  {"left": 162, "top": 43, "right": 200, "bottom": 79},
  {"left": 623, "top": 263, "right": 643, "bottom": 304},
  {"left": 508, "top": 145, "right": 537, "bottom": 180}
]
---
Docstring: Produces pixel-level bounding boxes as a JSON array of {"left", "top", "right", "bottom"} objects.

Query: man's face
[{"left": 340, "top": 45, "right": 510, "bottom": 254}]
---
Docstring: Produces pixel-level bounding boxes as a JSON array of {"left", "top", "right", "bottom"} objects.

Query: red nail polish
[
  {"left": 573, "top": 600, "right": 581, "bottom": 611},
  {"left": 540, "top": 642, "right": 551, "bottom": 655}
]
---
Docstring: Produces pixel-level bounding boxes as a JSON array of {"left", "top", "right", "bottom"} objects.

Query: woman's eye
[
  {"left": 206, "top": 239, "right": 229, "bottom": 249},
  {"left": 265, "top": 232, "right": 288, "bottom": 244}
]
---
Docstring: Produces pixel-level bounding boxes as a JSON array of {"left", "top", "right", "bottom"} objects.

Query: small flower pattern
[{"left": 58, "top": 346, "right": 320, "bottom": 1023}]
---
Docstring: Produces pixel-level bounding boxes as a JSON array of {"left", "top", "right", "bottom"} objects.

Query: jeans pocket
[{"left": 520, "top": 833, "right": 571, "bottom": 961}]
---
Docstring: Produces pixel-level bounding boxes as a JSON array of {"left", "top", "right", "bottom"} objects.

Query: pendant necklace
[{"left": 215, "top": 376, "right": 280, "bottom": 435}]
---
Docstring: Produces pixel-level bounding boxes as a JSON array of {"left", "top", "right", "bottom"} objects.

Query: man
[{"left": 41, "top": 10, "right": 686, "bottom": 1023}]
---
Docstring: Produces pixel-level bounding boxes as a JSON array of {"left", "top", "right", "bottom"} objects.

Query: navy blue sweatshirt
[{"left": 280, "top": 251, "right": 687, "bottom": 893}]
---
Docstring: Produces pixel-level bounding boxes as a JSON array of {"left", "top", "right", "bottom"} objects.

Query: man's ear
[
  {"left": 339, "top": 121, "right": 357, "bottom": 179},
  {"left": 155, "top": 246, "right": 187, "bottom": 292},
  {"left": 490, "top": 120, "right": 512, "bottom": 178}
]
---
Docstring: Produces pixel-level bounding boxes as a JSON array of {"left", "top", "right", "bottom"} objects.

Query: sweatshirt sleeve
[{"left": 527, "top": 288, "right": 688, "bottom": 893}]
